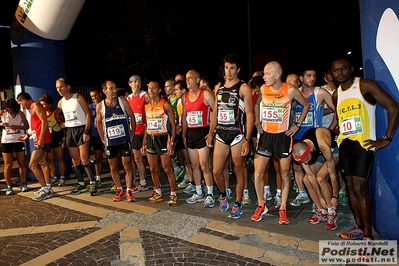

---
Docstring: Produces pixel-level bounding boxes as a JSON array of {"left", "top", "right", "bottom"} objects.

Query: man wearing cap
[
  {"left": 291, "top": 127, "right": 339, "bottom": 230},
  {"left": 127, "top": 75, "right": 150, "bottom": 194}
]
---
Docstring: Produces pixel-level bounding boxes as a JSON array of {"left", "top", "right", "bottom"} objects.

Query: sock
[
  {"left": 46, "top": 183, "right": 51, "bottom": 188},
  {"left": 207, "top": 185, "right": 213, "bottom": 195},
  {"left": 276, "top": 189, "right": 282, "bottom": 196},
  {"left": 96, "top": 175, "right": 101, "bottom": 181},
  {"left": 60, "top": 176, "right": 65, "bottom": 180},
  {"left": 221, "top": 191, "right": 227, "bottom": 198},
  {"left": 79, "top": 181, "right": 85, "bottom": 186},
  {"left": 328, "top": 207, "right": 336, "bottom": 214},
  {"left": 155, "top": 188, "right": 162, "bottom": 195},
  {"left": 321, "top": 208, "right": 327, "bottom": 215},
  {"left": 235, "top": 201, "right": 241, "bottom": 207},
  {"left": 43, "top": 186, "right": 50, "bottom": 193},
  {"left": 265, "top": 185, "right": 270, "bottom": 193},
  {"left": 140, "top": 179, "right": 147, "bottom": 186},
  {"left": 127, "top": 188, "right": 132, "bottom": 192},
  {"left": 174, "top": 166, "right": 180, "bottom": 172},
  {"left": 74, "top": 164, "right": 84, "bottom": 182},
  {"left": 117, "top": 186, "right": 123, "bottom": 191},
  {"left": 83, "top": 163, "right": 95, "bottom": 182},
  {"left": 195, "top": 185, "right": 202, "bottom": 195},
  {"left": 299, "top": 190, "right": 307, "bottom": 196},
  {"left": 90, "top": 181, "right": 96, "bottom": 184},
  {"left": 243, "top": 189, "right": 248, "bottom": 194},
  {"left": 170, "top": 191, "right": 177, "bottom": 196}
]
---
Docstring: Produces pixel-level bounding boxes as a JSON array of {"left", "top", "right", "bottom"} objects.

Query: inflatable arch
[
  {"left": 11, "top": 0, "right": 85, "bottom": 179},
  {"left": 10, "top": 0, "right": 399, "bottom": 240},
  {"left": 359, "top": 1, "right": 399, "bottom": 241}
]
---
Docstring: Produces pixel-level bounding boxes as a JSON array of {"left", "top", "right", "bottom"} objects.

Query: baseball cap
[{"left": 129, "top": 75, "right": 141, "bottom": 83}]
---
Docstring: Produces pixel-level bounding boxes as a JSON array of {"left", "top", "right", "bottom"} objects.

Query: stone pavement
[{"left": 0, "top": 167, "right": 391, "bottom": 266}]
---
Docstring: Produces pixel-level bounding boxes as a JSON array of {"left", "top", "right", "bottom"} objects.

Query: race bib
[
  {"left": 261, "top": 106, "right": 283, "bottom": 123},
  {"left": 296, "top": 112, "right": 313, "bottom": 126},
  {"left": 187, "top": 113, "right": 202, "bottom": 127},
  {"left": 5, "top": 127, "right": 19, "bottom": 134},
  {"left": 107, "top": 124, "right": 125, "bottom": 139},
  {"left": 65, "top": 110, "right": 78, "bottom": 122},
  {"left": 134, "top": 113, "right": 142, "bottom": 124},
  {"left": 217, "top": 110, "right": 234, "bottom": 124},
  {"left": 147, "top": 118, "right": 162, "bottom": 131},
  {"left": 341, "top": 116, "right": 363, "bottom": 136}
]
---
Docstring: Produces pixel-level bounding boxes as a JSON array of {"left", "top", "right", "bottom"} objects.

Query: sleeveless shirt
[
  {"left": 145, "top": 99, "right": 168, "bottom": 135},
  {"left": 294, "top": 87, "right": 324, "bottom": 140},
  {"left": 1, "top": 112, "right": 23, "bottom": 143},
  {"left": 260, "top": 83, "right": 292, "bottom": 134},
  {"left": 62, "top": 93, "right": 86, "bottom": 128},
  {"left": 336, "top": 77, "right": 376, "bottom": 149},
  {"left": 127, "top": 91, "right": 147, "bottom": 135},
  {"left": 215, "top": 80, "right": 246, "bottom": 134},
  {"left": 88, "top": 102, "right": 100, "bottom": 137},
  {"left": 30, "top": 105, "right": 51, "bottom": 145},
  {"left": 184, "top": 89, "right": 210, "bottom": 128},
  {"left": 101, "top": 97, "right": 131, "bottom": 147}
]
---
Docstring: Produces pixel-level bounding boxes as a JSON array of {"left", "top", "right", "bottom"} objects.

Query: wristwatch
[
  {"left": 382, "top": 135, "right": 392, "bottom": 141},
  {"left": 294, "top": 122, "right": 301, "bottom": 128},
  {"left": 170, "top": 141, "right": 176, "bottom": 147}
]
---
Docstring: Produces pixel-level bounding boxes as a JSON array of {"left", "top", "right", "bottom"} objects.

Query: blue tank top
[
  {"left": 101, "top": 98, "right": 130, "bottom": 146},
  {"left": 294, "top": 87, "right": 324, "bottom": 140},
  {"left": 88, "top": 102, "right": 99, "bottom": 137}
]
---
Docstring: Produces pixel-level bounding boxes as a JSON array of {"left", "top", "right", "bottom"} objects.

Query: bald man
[
  {"left": 292, "top": 127, "right": 339, "bottom": 230},
  {"left": 252, "top": 61, "right": 309, "bottom": 224}
]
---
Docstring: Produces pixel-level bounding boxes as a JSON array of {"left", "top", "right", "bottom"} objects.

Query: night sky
[{"left": 0, "top": 0, "right": 362, "bottom": 89}]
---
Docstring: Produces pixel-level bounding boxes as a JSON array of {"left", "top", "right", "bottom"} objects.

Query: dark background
[{"left": 0, "top": 0, "right": 362, "bottom": 90}]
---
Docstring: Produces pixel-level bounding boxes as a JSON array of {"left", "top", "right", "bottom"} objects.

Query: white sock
[
  {"left": 196, "top": 185, "right": 202, "bottom": 195},
  {"left": 207, "top": 185, "right": 213, "bottom": 195},
  {"left": 140, "top": 179, "right": 147, "bottom": 186}
]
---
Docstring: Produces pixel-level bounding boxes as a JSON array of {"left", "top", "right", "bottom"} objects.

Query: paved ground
[{"left": 0, "top": 161, "right": 390, "bottom": 266}]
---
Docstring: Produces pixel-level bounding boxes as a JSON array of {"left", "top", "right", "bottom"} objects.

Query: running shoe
[
  {"left": 113, "top": 189, "right": 125, "bottom": 202},
  {"left": 325, "top": 212, "right": 337, "bottom": 230},
  {"left": 340, "top": 225, "right": 364, "bottom": 240},
  {"left": 95, "top": 179, "right": 102, "bottom": 188},
  {"left": 58, "top": 178, "right": 66, "bottom": 187},
  {"left": 71, "top": 184, "right": 87, "bottom": 195},
  {"left": 88, "top": 183, "right": 98, "bottom": 196},
  {"left": 174, "top": 167, "right": 185, "bottom": 181},
  {"left": 5, "top": 186, "right": 14, "bottom": 196},
  {"left": 292, "top": 182, "right": 298, "bottom": 193},
  {"left": 290, "top": 193, "right": 310, "bottom": 206},
  {"left": 310, "top": 202, "right": 317, "bottom": 213},
  {"left": 186, "top": 193, "right": 205, "bottom": 204},
  {"left": 148, "top": 193, "right": 163, "bottom": 203},
  {"left": 183, "top": 183, "right": 196, "bottom": 194},
  {"left": 126, "top": 190, "right": 135, "bottom": 202},
  {"left": 242, "top": 190, "right": 251, "bottom": 205},
  {"left": 131, "top": 184, "right": 149, "bottom": 193},
  {"left": 110, "top": 184, "right": 117, "bottom": 192},
  {"left": 204, "top": 194, "right": 215, "bottom": 208},
  {"left": 21, "top": 183, "right": 28, "bottom": 192},
  {"left": 219, "top": 196, "right": 229, "bottom": 212},
  {"left": 51, "top": 177, "right": 58, "bottom": 186},
  {"left": 226, "top": 188, "right": 233, "bottom": 200},
  {"left": 177, "top": 175, "right": 189, "bottom": 189},
  {"left": 34, "top": 187, "right": 45, "bottom": 196},
  {"left": 251, "top": 205, "right": 268, "bottom": 222},
  {"left": 278, "top": 209, "right": 289, "bottom": 225},
  {"left": 338, "top": 190, "right": 348, "bottom": 206},
  {"left": 167, "top": 195, "right": 178, "bottom": 206},
  {"left": 32, "top": 189, "right": 52, "bottom": 202},
  {"left": 307, "top": 209, "right": 327, "bottom": 224},
  {"left": 264, "top": 190, "right": 272, "bottom": 201},
  {"left": 228, "top": 203, "right": 243, "bottom": 219},
  {"left": 274, "top": 194, "right": 281, "bottom": 208}
]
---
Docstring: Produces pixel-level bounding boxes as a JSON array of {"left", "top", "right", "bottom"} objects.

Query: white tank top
[
  {"left": 1, "top": 112, "right": 24, "bottom": 143},
  {"left": 62, "top": 93, "right": 87, "bottom": 127}
]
